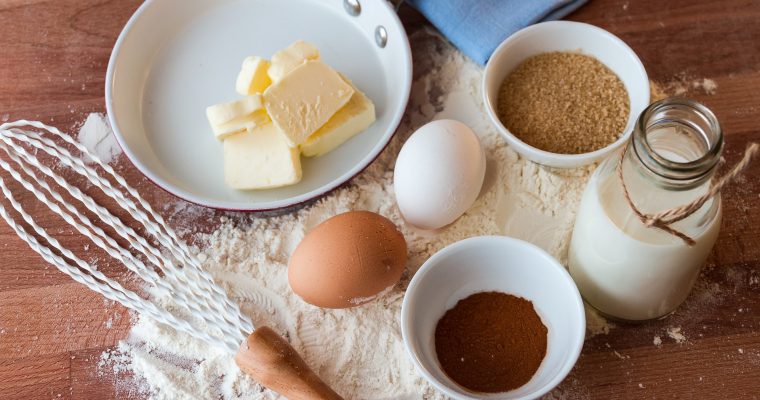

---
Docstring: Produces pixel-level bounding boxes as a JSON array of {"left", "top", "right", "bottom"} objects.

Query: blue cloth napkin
[{"left": 406, "top": 0, "right": 588, "bottom": 65}]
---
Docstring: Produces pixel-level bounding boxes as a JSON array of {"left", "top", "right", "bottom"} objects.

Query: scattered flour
[
  {"left": 692, "top": 78, "right": 718, "bottom": 95},
  {"left": 77, "top": 112, "right": 122, "bottom": 164},
  {"left": 667, "top": 326, "right": 687, "bottom": 344},
  {"left": 653, "top": 335, "right": 662, "bottom": 346},
  {"left": 100, "top": 31, "right": 600, "bottom": 399},
  {"left": 660, "top": 75, "right": 718, "bottom": 97},
  {"left": 585, "top": 305, "right": 615, "bottom": 337}
]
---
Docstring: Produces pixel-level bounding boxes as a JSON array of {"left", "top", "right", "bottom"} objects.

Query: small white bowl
[
  {"left": 482, "top": 21, "right": 650, "bottom": 168},
  {"left": 401, "top": 236, "right": 585, "bottom": 400}
]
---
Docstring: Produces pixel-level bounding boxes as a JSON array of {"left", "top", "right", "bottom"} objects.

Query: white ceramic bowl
[
  {"left": 401, "top": 236, "right": 585, "bottom": 400},
  {"left": 483, "top": 21, "right": 650, "bottom": 168},
  {"left": 106, "top": 0, "right": 411, "bottom": 211}
]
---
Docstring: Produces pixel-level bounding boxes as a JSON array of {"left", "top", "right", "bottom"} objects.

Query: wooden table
[{"left": 1, "top": 0, "right": 758, "bottom": 398}]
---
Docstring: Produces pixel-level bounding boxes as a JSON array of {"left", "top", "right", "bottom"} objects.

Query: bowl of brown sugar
[
  {"left": 400, "top": 236, "right": 585, "bottom": 399},
  {"left": 483, "top": 21, "right": 650, "bottom": 168}
]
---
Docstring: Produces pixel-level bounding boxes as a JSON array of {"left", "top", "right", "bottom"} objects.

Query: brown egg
[{"left": 288, "top": 211, "right": 407, "bottom": 308}]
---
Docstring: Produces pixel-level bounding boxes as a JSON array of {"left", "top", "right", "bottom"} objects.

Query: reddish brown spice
[{"left": 434, "top": 291, "right": 548, "bottom": 393}]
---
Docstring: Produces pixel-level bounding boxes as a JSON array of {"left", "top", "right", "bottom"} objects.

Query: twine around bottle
[{"left": 617, "top": 141, "right": 759, "bottom": 246}]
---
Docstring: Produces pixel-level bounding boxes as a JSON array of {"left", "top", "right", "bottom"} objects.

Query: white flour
[
  {"left": 100, "top": 31, "right": 599, "bottom": 399},
  {"left": 77, "top": 112, "right": 122, "bottom": 164},
  {"left": 666, "top": 326, "right": 687, "bottom": 344}
]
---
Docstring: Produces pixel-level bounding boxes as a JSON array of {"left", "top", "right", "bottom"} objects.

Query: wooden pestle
[{"left": 235, "top": 326, "right": 344, "bottom": 400}]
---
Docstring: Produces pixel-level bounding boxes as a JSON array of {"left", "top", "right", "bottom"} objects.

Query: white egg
[{"left": 393, "top": 119, "right": 486, "bottom": 230}]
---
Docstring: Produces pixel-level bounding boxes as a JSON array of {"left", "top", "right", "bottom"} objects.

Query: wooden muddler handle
[{"left": 235, "top": 326, "right": 344, "bottom": 400}]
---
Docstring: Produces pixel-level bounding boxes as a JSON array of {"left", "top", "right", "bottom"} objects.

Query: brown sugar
[
  {"left": 497, "top": 51, "right": 629, "bottom": 154},
  {"left": 434, "top": 291, "right": 548, "bottom": 393}
]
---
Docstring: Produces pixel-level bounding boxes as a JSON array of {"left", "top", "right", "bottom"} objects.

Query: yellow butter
[
  {"left": 223, "top": 124, "right": 302, "bottom": 190},
  {"left": 264, "top": 61, "right": 354, "bottom": 146},
  {"left": 268, "top": 40, "right": 320, "bottom": 83},
  {"left": 235, "top": 56, "right": 271, "bottom": 96},
  {"left": 301, "top": 78, "right": 376, "bottom": 157},
  {"left": 206, "top": 94, "right": 269, "bottom": 140}
]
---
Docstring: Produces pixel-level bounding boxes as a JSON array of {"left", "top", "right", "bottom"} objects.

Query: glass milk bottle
[{"left": 569, "top": 98, "right": 723, "bottom": 321}]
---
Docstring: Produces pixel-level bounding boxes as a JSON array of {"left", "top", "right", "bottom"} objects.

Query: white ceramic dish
[
  {"left": 401, "top": 236, "right": 585, "bottom": 400},
  {"left": 106, "top": 0, "right": 412, "bottom": 211},
  {"left": 483, "top": 21, "right": 650, "bottom": 168}
]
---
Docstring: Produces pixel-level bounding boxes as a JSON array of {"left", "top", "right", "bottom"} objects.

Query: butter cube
[
  {"left": 206, "top": 94, "right": 269, "bottom": 140},
  {"left": 301, "top": 78, "right": 376, "bottom": 157},
  {"left": 223, "top": 124, "right": 302, "bottom": 190},
  {"left": 268, "top": 40, "right": 320, "bottom": 82},
  {"left": 235, "top": 56, "right": 272, "bottom": 96},
  {"left": 264, "top": 61, "right": 354, "bottom": 146}
]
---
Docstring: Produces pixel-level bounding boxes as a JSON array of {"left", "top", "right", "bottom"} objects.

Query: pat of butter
[
  {"left": 206, "top": 94, "right": 269, "bottom": 140},
  {"left": 268, "top": 40, "right": 320, "bottom": 83},
  {"left": 223, "top": 124, "right": 302, "bottom": 190},
  {"left": 264, "top": 61, "right": 354, "bottom": 146},
  {"left": 301, "top": 78, "right": 376, "bottom": 157},
  {"left": 235, "top": 56, "right": 272, "bottom": 96}
]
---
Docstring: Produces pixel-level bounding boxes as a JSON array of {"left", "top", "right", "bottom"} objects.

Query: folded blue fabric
[{"left": 406, "top": 0, "right": 588, "bottom": 65}]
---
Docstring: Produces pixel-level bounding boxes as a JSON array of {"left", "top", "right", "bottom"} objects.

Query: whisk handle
[{"left": 235, "top": 326, "right": 344, "bottom": 400}]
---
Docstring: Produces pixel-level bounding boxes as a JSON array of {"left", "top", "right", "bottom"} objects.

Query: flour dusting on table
[
  {"left": 77, "top": 112, "right": 122, "bottom": 164},
  {"left": 99, "top": 31, "right": 595, "bottom": 399}
]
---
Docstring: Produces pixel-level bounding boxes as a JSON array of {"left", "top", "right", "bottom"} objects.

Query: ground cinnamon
[{"left": 434, "top": 291, "right": 548, "bottom": 393}]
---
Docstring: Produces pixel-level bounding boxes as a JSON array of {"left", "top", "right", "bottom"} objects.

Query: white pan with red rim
[{"left": 106, "top": 0, "right": 411, "bottom": 211}]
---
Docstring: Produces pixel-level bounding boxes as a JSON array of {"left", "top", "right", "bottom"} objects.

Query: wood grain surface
[{"left": 0, "top": 0, "right": 759, "bottom": 399}]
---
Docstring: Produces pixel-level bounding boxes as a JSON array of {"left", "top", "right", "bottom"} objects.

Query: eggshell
[
  {"left": 393, "top": 119, "right": 486, "bottom": 230},
  {"left": 288, "top": 211, "right": 407, "bottom": 309}
]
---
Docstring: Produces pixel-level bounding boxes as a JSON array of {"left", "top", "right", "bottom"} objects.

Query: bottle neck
[{"left": 631, "top": 98, "right": 723, "bottom": 190}]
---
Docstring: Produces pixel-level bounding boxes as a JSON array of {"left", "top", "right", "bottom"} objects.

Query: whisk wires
[{"left": 0, "top": 120, "right": 253, "bottom": 354}]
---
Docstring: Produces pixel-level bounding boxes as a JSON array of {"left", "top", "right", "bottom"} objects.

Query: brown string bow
[{"left": 618, "top": 142, "right": 759, "bottom": 246}]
